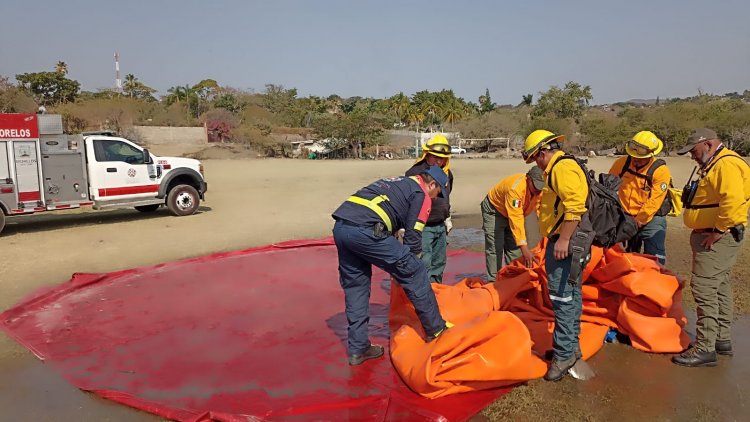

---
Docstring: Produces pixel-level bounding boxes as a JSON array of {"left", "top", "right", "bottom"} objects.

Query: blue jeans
[
  {"left": 626, "top": 215, "right": 667, "bottom": 264},
  {"left": 332, "top": 220, "right": 445, "bottom": 355},
  {"left": 545, "top": 237, "right": 584, "bottom": 361},
  {"left": 421, "top": 224, "right": 447, "bottom": 283}
]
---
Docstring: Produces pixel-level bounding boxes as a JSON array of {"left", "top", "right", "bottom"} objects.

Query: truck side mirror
[{"left": 142, "top": 149, "right": 153, "bottom": 164}]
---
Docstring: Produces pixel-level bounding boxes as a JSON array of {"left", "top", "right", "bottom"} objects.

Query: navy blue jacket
[{"left": 332, "top": 176, "right": 431, "bottom": 254}]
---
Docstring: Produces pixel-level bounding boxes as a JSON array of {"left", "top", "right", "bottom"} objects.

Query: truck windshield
[{"left": 94, "top": 140, "right": 144, "bottom": 164}]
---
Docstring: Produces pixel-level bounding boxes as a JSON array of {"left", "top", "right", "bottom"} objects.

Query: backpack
[
  {"left": 618, "top": 156, "right": 679, "bottom": 217},
  {"left": 549, "top": 155, "right": 638, "bottom": 248}
]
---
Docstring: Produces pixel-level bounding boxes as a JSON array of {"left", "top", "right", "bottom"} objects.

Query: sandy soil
[{"left": 1, "top": 155, "right": 748, "bottom": 420}]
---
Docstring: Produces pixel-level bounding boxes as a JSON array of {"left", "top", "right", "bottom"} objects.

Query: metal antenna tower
[{"left": 114, "top": 51, "right": 122, "bottom": 93}]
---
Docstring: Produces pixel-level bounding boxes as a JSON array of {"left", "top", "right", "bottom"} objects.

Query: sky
[{"left": 1, "top": 0, "right": 748, "bottom": 105}]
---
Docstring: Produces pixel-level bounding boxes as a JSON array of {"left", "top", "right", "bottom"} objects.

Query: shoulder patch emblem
[
  {"left": 511, "top": 199, "right": 522, "bottom": 208},
  {"left": 660, "top": 182, "right": 667, "bottom": 192}
]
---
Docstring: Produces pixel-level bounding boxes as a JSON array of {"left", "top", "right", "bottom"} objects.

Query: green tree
[
  {"left": 192, "top": 79, "right": 220, "bottom": 102},
  {"left": 387, "top": 92, "right": 410, "bottom": 123},
  {"left": 520, "top": 94, "right": 533, "bottom": 107},
  {"left": 0, "top": 75, "right": 37, "bottom": 112},
  {"left": 313, "top": 108, "right": 386, "bottom": 158},
  {"left": 479, "top": 88, "right": 496, "bottom": 114},
  {"left": 16, "top": 69, "right": 80, "bottom": 105},
  {"left": 122, "top": 74, "right": 157, "bottom": 101},
  {"left": 532, "top": 81, "right": 592, "bottom": 121}
]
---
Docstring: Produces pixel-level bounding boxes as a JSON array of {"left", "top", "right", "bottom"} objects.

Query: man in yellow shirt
[
  {"left": 671, "top": 128, "right": 750, "bottom": 367},
  {"left": 481, "top": 167, "right": 544, "bottom": 279},
  {"left": 522, "top": 129, "right": 590, "bottom": 381},
  {"left": 609, "top": 131, "right": 672, "bottom": 264}
]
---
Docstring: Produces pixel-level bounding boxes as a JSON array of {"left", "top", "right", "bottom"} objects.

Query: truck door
[{"left": 87, "top": 138, "right": 158, "bottom": 201}]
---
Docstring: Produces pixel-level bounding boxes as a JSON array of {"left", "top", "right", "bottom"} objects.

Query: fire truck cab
[{"left": 0, "top": 113, "right": 207, "bottom": 234}]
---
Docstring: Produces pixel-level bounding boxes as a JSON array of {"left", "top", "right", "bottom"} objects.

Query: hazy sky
[{"left": 1, "top": 0, "right": 747, "bottom": 104}]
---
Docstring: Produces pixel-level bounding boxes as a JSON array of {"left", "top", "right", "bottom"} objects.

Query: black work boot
[
  {"left": 544, "top": 356, "right": 577, "bottom": 381},
  {"left": 716, "top": 340, "right": 733, "bottom": 356},
  {"left": 671, "top": 347, "right": 717, "bottom": 367},
  {"left": 348, "top": 344, "right": 384, "bottom": 366}
]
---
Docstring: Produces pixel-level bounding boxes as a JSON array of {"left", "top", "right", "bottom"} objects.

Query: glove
[{"left": 444, "top": 216, "right": 453, "bottom": 234}]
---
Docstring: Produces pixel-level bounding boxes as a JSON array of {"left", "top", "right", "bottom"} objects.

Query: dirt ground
[{"left": 1, "top": 154, "right": 749, "bottom": 421}]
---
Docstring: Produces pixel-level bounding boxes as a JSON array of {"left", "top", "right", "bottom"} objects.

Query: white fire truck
[{"left": 0, "top": 113, "right": 208, "bottom": 234}]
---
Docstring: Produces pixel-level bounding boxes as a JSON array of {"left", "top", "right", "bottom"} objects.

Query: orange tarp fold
[{"left": 389, "top": 241, "right": 690, "bottom": 398}]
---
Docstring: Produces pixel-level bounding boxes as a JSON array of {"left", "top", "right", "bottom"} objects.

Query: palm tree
[
  {"left": 442, "top": 100, "right": 465, "bottom": 130},
  {"left": 406, "top": 105, "right": 425, "bottom": 133},
  {"left": 55, "top": 61, "right": 68, "bottom": 75},
  {"left": 388, "top": 92, "right": 410, "bottom": 123},
  {"left": 123, "top": 74, "right": 138, "bottom": 97},
  {"left": 166, "top": 85, "right": 189, "bottom": 105}
]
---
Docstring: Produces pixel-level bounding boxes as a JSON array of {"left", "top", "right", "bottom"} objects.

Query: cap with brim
[
  {"left": 526, "top": 166, "right": 545, "bottom": 190},
  {"left": 677, "top": 128, "right": 718, "bottom": 155},
  {"left": 425, "top": 165, "right": 448, "bottom": 192}
]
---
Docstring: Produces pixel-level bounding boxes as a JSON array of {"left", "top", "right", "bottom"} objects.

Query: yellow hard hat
[
  {"left": 422, "top": 134, "right": 451, "bottom": 158},
  {"left": 626, "top": 131, "right": 663, "bottom": 158},
  {"left": 522, "top": 129, "right": 565, "bottom": 163}
]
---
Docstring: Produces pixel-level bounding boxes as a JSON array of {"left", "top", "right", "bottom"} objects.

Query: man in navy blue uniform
[{"left": 332, "top": 165, "right": 451, "bottom": 365}]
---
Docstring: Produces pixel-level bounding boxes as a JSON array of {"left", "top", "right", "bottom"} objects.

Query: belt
[{"left": 337, "top": 219, "right": 388, "bottom": 237}]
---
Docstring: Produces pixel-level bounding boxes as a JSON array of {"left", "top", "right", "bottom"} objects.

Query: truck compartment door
[
  {"left": 0, "top": 141, "right": 14, "bottom": 209},
  {"left": 13, "top": 141, "right": 42, "bottom": 206}
]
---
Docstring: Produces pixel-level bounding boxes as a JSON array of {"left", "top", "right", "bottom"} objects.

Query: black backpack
[
  {"left": 548, "top": 155, "right": 638, "bottom": 248},
  {"left": 618, "top": 156, "right": 672, "bottom": 216}
]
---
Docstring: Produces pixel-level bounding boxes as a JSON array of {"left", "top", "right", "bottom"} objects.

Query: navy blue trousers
[{"left": 333, "top": 220, "right": 445, "bottom": 355}]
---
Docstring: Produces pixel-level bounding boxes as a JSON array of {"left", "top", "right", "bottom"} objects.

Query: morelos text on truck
[{"left": 0, "top": 113, "right": 207, "bottom": 234}]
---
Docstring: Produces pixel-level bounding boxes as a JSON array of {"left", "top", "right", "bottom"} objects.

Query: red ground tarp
[{"left": 0, "top": 239, "right": 502, "bottom": 421}]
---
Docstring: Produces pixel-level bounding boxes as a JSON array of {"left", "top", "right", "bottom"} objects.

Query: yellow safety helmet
[
  {"left": 626, "top": 131, "right": 663, "bottom": 158},
  {"left": 522, "top": 129, "right": 565, "bottom": 163},
  {"left": 422, "top": 135, "right": 451, "bottom": 158}
]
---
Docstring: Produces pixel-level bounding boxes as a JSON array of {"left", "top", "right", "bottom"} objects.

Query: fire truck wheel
[
  {"left": 167, "top": 184, "right": 200, "bottom": 216},
  {"left": 134, "top": 204, "right": 160, "bottom": 213},
  {"left": 0, "top": 212, "right": 5, "bottom": 234}
]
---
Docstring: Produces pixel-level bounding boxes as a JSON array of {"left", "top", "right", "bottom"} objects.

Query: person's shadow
[{"left": 325, "top": 276, "right": 392, "bottom": 353}]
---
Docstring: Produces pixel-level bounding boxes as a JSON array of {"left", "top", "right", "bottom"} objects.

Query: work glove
[{"left": 444, "top": 216, "right": 453, "bottom": 234}]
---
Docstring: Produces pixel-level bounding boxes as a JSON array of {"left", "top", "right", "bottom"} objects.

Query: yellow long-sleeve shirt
[
  {"left": 608, "top": 156, "right": 671, "bottom": 225},
  {"left": 487, "top": 173, "right": 540, "bottom": 246},
  {"left": 539, "top": 151, "right": 588, "bottom": 237},
  {"left": 683, "top": 147, "right": 750, "bottom": 232}
]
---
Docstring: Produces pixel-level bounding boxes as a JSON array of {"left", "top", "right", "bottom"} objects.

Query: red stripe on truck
[
  {"left": 19, "top": 191, "right": 41, "bottom": 201},
  {"left": 98, "top": 185, "right": 159, "bottom": 197}
]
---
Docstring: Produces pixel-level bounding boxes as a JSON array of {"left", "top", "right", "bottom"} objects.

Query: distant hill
[{"left": 623, "top": 98, "right": 658, "bottom": 105}]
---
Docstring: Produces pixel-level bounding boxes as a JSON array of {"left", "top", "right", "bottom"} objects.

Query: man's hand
[
  {"left": 701, "top": 231, "right": 723, "bottom": 250},
  {"left": 554, "top": 238, "right": 570, "bottom": 260},
  {"left": 444, "top": 216, "right": 453, "bottom": 234},
  {"left": 520, "top": 245, "right": 535, "bottom": 268}
]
